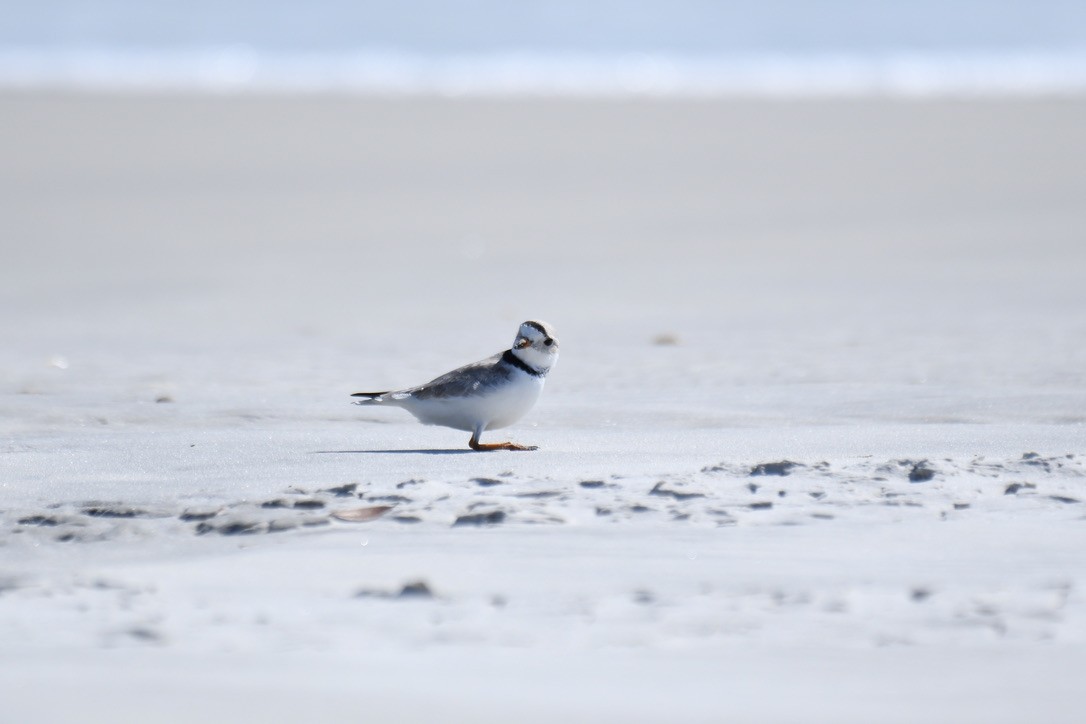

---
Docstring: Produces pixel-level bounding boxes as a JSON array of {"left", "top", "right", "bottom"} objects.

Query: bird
[{"left": 351, "top": 320, "right": 559, "bottom": 451}]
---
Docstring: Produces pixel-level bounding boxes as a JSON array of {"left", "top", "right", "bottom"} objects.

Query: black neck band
[{"left": 502, "top": 349, "right": 545, "bottom": 378}]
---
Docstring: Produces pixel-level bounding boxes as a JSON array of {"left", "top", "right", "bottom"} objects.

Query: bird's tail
[{"left": 351, "top": 391, "right": 391, "bottom": 405}]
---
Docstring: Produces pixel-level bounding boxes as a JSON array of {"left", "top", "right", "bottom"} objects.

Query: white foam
[{"left": 3, "top": 47, "right": 1086, "bottom": 97}]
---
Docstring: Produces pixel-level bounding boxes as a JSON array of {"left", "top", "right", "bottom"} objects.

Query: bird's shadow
[{"left": 312, "top": 449, "right": 477, "bottom": 456}]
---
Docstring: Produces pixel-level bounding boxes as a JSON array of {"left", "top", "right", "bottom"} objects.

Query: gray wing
[{"left": 405, "top": 352, "right": 514, "bottom": 401}]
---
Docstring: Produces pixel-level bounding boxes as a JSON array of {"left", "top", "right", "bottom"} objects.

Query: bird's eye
[{"left": 544, "top": 338, "right": 553, "bottom": 346}]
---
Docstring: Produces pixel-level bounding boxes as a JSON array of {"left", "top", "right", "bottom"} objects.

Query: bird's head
[{"left": 511, "top": 320, "right": 559, "bottom": 373}]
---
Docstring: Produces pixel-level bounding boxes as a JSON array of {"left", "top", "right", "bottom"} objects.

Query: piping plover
[{"left": 351, "top": 320, "right": 558, "bottom": 451}]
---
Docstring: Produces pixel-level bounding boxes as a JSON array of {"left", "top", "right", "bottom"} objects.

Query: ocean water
[{"left": 2, "top": 0, "right": 1085, "bottom": 95}]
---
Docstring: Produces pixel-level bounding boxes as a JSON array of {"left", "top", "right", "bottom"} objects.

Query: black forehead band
[{"left": 523, "top": 321, "right": 548, "bottom": 336}]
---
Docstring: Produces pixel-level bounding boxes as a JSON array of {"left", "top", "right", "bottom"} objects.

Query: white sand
[{"left": 1, "top": 94, "right": 1085, "bottom": 722}]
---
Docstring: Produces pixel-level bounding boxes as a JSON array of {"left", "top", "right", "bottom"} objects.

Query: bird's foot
[{"left": 468, "top": 438, "right": 538, "bottom": 452}]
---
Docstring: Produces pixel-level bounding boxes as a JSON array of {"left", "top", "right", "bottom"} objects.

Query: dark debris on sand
[
  {"left": 178, "top": 508, "right": 220, "bottom": 522},
  {"left": 18, "top": 515, "right": 66, "bottom": 527},
  {"left": 453, "top": 510, "right": 506, "bottom": 527},
  {"left": 1020, "top": 452, "right": 1073, "bottom": 473},
  {"left": 364, "top": 494, "right": 412, "bottom": 504},
  {"left": 472, "top": 478, "right": 504, "bottom": 487},
  {"left": 262, "top": 498, "right": 325, "bottom": 510},
  {"left": 355, "top": 579, "right": 435, "bottom": 600},
  {"left": 195, "top": 515, "right": 330, "bottom": 535},
  {"left": 81, "top": 506, "right": 149, "bottom": 519},
  {"left": 750, "top": 461, "right": 801, "bottom": 477},
  {"left": 323, "top": 483, "right": 358, "bottom": 497},
  {"left": 11, "top": 452, "right": 1084, "bottom": 544},
  {"left": 649, "top": 482, "right": 705, "bottom": 501},
  {"left": 907, "top": 461, "right": 937, "bottom": 483},
  {"left": 195, "top": 519, "right": 266, "bottom": 536}
]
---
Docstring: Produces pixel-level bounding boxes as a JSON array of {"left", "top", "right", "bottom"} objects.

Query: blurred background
[
  {"left": 2, "top": 0, "right": 1085, "bottom": 437},
  {"left": 3, "top": 0, "right": 1086, "bottom": 94}
]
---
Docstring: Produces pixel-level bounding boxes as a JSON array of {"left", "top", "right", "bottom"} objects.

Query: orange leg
[{"left": 468, "top": 433, "right": 538, "bottom": 452}]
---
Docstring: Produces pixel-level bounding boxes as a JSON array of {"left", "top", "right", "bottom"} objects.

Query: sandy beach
[{"left": 2, "top": 93, "right": 1085, "bottom": 722}]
